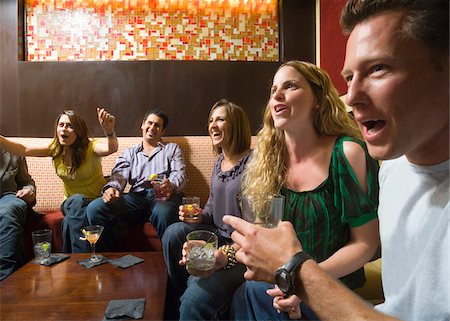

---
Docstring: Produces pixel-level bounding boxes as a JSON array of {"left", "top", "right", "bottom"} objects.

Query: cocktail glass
[
  {"left": 181, "top": 196, "right": 201, "bottom": 223},
  {"left": 80, "top": 225, "right": 104, "bottom": 263}
]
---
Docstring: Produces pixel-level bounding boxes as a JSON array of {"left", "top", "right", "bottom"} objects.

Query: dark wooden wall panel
[
  {"left": 280, "top": 0, "right": 316, "bottom": 63},
  {"left": 0, "top": 0, "right": 314, "bottom": 137},
  {"left": 0, "top": 1, "right": 20, "bottom": 132}
]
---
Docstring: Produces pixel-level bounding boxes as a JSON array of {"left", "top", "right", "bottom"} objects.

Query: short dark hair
[
  {"left": 340, "top": 0, "right": 449, "bottom": 57},
  {"left": 143, "top": 109, "right": 169, "bottom": 129}
]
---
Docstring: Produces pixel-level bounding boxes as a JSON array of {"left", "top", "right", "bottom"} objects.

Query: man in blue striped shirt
[{"left": 87, "top": 109, "right": 187, "bottom": 251}]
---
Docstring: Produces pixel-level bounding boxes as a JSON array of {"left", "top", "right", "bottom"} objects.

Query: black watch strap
[
  {"left": 275, "top": 251, "right": 312, "bottom": 295},
  {"left": 285, "top": 251, "right": 312, "bottom": 272}
]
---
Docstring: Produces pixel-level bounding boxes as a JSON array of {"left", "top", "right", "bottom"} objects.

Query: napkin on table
[
  {"left": 78, "top": 255, "right": 109, "bottom": 268},
  {"left": 33, "top": 253, "right": 69, "bottom": 266},
  {"left": 108, "top": 255, "right": 144, "bottom": 268},
  {"left": 103, "top": 298, "right": 146, "bottom": 320}
]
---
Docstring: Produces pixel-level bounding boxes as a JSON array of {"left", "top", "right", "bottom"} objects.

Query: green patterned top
[{"left": 282, "top": 136, "right": 379, "bottom": 289}]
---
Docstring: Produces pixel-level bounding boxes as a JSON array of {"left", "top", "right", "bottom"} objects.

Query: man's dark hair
[
  {"left": 143, "top": 109, "right": 169, "bottom": 129},
  {"left": 340, "top": 0, "right": 449, "bottom": 57}
]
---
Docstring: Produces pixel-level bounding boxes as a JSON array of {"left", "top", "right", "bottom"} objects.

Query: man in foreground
[{"left": 224, "top": 1, "right": 449, "bottom": 320}]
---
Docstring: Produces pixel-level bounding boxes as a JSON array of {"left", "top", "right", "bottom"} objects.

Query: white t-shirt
[{"left": 375, "top": 156, "right": 449, "bottom": 321}]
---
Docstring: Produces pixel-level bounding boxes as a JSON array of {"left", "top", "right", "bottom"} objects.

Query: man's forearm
[{"left": 297, "top": 261, "right": 400, "bottom": 321}]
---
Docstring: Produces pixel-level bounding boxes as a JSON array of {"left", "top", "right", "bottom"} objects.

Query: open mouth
[
  {"left": 274, "top": 105, "right": 288, "bottom": 113},
  {"left": 361, "top": 119, "right": 386, "bottom": 134},
  {"left": 211, "top": 132, "right": 222, "bottom": 139}
]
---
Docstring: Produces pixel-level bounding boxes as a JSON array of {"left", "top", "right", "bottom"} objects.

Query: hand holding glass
[
  {"left": 151, "top": 173, "right": 167, "bottom": 200},
  {"left": 80, "top": 225, "right": 104, "bottom": 263},
  {"left": 185, "top": 230, "right": 218, "bottom": 276},
  {"left": 181, "top": 196, "right": 201, "bottom": 223},
  {"left": 239, "top": 194, "right": 285, "bottom": 228}
]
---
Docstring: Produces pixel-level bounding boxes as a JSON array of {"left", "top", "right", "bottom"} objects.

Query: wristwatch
[{"left": 275, "top": 251, "right": 312, "bottom": 296}]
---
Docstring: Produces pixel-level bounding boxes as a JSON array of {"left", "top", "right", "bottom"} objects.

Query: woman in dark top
[
  {"left": 161, "top": 99, "right": 252, "bottom": 320},
  {"left": 230, "top": 61, "right": 380, "bottom": 320}
]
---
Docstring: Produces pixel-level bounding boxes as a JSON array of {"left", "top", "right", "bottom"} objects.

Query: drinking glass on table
[
  {"left": 181, "top": 196, "right": 201, "bottom": 223},
  {"left": 80, "top": 225, "right": 104, "bottom": 263},
  {"left": 32, "top": 229, "right": 52, "bottom": 264},
  {"left": 185, "top": 230, "right": 218, "bottom": 276},
  {"left": 239, "top": 194, "right": 285, "bottom": 228}
]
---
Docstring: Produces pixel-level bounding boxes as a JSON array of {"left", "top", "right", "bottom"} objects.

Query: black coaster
[
  {"left": 109, "top": 254, "right": 144, "bottom": 269},
  {"left": 78, "top": 255, "right": 110, "bottom": 268},
  {"left": 103, "top": 298, "right": 146, "bottom": 321},
  {"left": 32, "top": 253, "right": 70, "bottom": 266}
]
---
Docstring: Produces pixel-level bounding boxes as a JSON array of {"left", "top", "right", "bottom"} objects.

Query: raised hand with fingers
[{"left": 97, "top": 107, "right": 116, "bottom": 137}]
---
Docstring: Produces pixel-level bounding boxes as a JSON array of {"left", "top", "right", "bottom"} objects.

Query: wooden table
[{"left": 0, "top": 252, "right": 167, "bottom": 320}]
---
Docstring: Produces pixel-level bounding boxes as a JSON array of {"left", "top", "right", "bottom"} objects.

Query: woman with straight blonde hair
[{"left": 230, "top": 61, "right": 380, "bottom": 320}]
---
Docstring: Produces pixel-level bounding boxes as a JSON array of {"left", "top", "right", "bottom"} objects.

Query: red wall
[{"left": 320, "top": 0, "right": 348, "bottom": 95}]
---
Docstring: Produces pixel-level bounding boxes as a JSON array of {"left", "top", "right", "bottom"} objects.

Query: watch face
[{"left": 275, "top": 269, "right": 291, "bottom": 293}]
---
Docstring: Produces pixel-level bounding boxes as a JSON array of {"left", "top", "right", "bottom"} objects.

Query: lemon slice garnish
[
  {"left": 79, "top": 228, "right": 88, "bottom": 240},
  {"left": 149, "top": 173, "right": 158, "bottom": 181}
]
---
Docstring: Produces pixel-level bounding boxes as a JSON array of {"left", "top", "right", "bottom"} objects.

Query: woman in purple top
[{"left": 161, "top": 99, "right": 252, "bottom": 320}]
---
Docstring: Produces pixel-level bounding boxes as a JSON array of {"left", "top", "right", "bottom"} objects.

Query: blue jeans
[
  {"left": 86, "top": 189, "right": 181, "bottom": 252},
  {"left": 230, "top": 281, "right": 320, "bottom": 320},
  {"left": 162, "top": 222, "right": 224, "bottom": 319},
  {"left": 179, "top": 260, "right": 247, "bottom": 320},
  {"left": 61, "top": 194, "right": 91, "bottom": 253},
  {"left": 0, "top": 193, "right": 27, "bottom": 281}
]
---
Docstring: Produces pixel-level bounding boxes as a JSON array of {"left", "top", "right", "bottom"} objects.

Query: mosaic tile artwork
[{"left": 25, "top": 0, "right": 279, "bottom": 61}]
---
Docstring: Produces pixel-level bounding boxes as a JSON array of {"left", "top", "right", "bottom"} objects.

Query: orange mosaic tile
[{"left": 25, "top": 0, "right": 279, "bottom": 61}]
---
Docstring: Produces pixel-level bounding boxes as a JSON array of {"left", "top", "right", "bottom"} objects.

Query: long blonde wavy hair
[{"left": 241, "top": 61, "right": 361, "bottom": 199}]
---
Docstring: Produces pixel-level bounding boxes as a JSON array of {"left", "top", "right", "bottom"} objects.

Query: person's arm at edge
[
  {"left": 15, "top": 156, "right": 37, "bottom": 206},
  {"left": 0, "top": 136, "right": 50, "bottom": 157},
  {"left": 297, "top": 259, "right": 398, "bottom": 321},
  {"left": 102, "top": 148, "right": 132, "bottom": 194},
  {"left": 223, "top": 215, "right": 400, "bottom": 321},
  {"left": 319, "top": 141, "right": 380, "bottom": 278}
]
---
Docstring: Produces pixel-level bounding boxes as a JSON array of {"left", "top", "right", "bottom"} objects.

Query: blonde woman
[
  {"left": 0, "top": 108, "right": 118, "bottom": 253},
  {"left": 230, "top": 61, "right": 380, "bottom": 320}
]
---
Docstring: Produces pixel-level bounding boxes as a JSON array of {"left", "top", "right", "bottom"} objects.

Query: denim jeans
[
  {"left": 86, "top": 189, "right": 181, "bottom": 252},
  {"left": 61, "top": 194, "right": 91, "bottom": 253},
  {"left": 162, "top": 222, "right": 224, "bottom": 320},
  {"left": 179, "top": 261, "right": 247, "bottom": 320},
  {"left": 230, "top": 280, "right": 320, "bottom": 321},
  {"left": 0, "top": 193, "right": 27, "bottom": 281}
]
